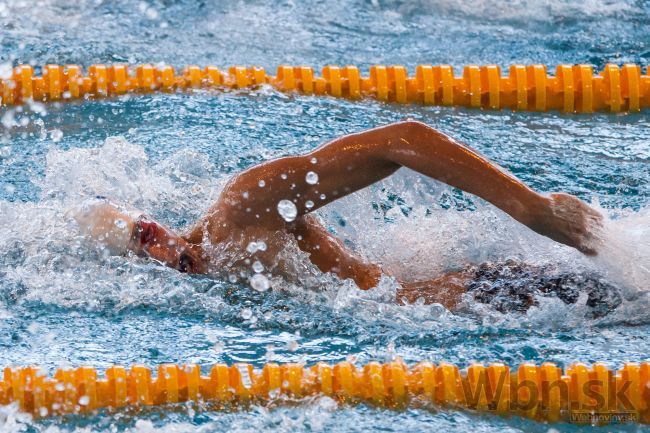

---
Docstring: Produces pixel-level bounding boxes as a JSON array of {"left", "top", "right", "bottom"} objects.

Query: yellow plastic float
[
  {"left": 2, "top": 361, "right": 650, "bottom": 424},
  {"left": 1, "top": 63, "right": 648, "bottom": 113}
]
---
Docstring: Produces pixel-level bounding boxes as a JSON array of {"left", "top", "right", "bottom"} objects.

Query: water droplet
[
  {"left": 242, "top": 191, "right": 249, "bottom": 199},
  {"left": 145, "top": 7, "right": 158, "bottom": 19},
  {"left": 228, "top": 274, "right": 238, "bottom": 283},
  {"left": 277, "top": 199, "right": 297, "bottom": 222},
  {"left": 213, "top": 341, "right": 225, "bottom": 353},
  {"left": 241, "top": 308, "right": 253, "bottom": 320},
  {"left": 258, "top": 180, "right": 266, "bottom": 187},
  {"left": 252, "top": 261, "right": 264, "bottom": 273},
  {"left": 114, "top": 219, "right": 126, "bottom": 229},
  {"left": 256, "top": 241, "right": 267, "bottom": 251},
  {"left": 280, "top": 173, "right": 288, "bottom": 180},
  {"left": 0, "top": 63, "right": 12, "bottom": 80},
  {"left": 265, "top": 345, "right": 276, "bottom": 361},
  {"left": 287, "top": 340, "right": 299, "bottom": 352},
  {"left": 305, "top": 171, "right": 319, "bottom": 185},
  {"left": 78, "top": 395, "right": 90, "bottom": 406},
  {"left": 50, "top": 129, "right": 63, "bottom": 143},
  {"left": 250, "top": 273, "right": 270, "bottom": 292},
  {"left": 310, "top": 157, "right": 317, "bottom": 164},
  {"left": 305, "top": 200, "right": 314, "bottom": 209},
  {"left": 320, "top": 193, "right": 326, "bottom": 200}
]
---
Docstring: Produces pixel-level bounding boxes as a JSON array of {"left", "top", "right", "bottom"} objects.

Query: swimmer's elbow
[
  {"left": 396, "top": 120, "right": 437, "bottom": 134},
  {"left": 389, "top": 120, "right": 448, "bottom": 144}
]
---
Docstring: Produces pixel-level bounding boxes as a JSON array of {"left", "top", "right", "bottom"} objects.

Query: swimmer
[{"left": 75, "top": 121, "right": 612, "bottom": 313}]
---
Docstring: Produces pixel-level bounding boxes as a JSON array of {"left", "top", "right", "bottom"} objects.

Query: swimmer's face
[{"left": 133, "top": 219, "right": 205, "bottom": 273}]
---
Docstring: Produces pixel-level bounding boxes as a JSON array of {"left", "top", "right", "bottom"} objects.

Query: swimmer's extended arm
[{"left": 216, "top": 120, "right": 602, "bottom": 255}]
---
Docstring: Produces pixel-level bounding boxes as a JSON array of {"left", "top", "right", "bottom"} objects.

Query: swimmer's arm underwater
[
  {"left": 290, "top": 214, "right": 467, "bottom": 308},
  {"left": 288, "top": 214, "right": 471, "bottom": 308},
  {"left": 290, "top": 214, "right": 383, "bottom": 290}
]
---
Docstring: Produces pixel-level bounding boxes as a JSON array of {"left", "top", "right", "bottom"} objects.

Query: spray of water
[{"left": 589, "top": 206, "right": 650, "bottom": 298}]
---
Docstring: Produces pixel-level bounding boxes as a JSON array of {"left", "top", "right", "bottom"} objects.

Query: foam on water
[
  {"left": 390, "top": 0, "right": 638, "bottom": 22},
  {"left": 1, "top": 0, "right": 647, "bottom": 70},
  {"left": 5, "top": 396, "right": 614, "bottom": 433},
  {"left": 598, "top": 207, "right": 650, "bottom": 283}
]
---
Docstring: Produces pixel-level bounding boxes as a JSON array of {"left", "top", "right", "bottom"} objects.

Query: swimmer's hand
[
  {"left": 351, "top": 262, "right": 383, "bottom": 290},
  {"left": 73, "top": 199, "right": 205, "bottom": 273},
  {"left": 531, "top": 193, "right": 604, "bottom": 255}
]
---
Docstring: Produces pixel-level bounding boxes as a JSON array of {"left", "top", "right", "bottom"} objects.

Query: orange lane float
[
  {"left": 2, "top": 361, "right": 650, "bottom": 424},
  {"left": 1, "top": 63, "right": 648, "bottom": 113}
]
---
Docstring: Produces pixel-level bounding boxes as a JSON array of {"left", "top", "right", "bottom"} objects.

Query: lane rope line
[
  {"left": 1, "top": 63, "right": 648, "bottom": 113},
  {"left": 2, "top": 361, "right": 649, "bottom": 424}
]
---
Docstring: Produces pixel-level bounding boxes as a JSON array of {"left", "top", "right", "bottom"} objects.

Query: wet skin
[{"left": 95, "top": 121, "right": 604, "bottom": 309}]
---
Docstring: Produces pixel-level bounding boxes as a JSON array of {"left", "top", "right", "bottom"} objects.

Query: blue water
[{"left": 1, "top": 1, "right": 649, "bottom": 432}]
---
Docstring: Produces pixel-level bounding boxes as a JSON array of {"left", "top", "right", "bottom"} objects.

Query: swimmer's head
[{"left": 72, "top": 198, "right": 205, "bottom": 273}]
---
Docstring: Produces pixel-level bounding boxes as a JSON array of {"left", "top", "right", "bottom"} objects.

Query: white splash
[{"left": 589, "top": 206, "right": 650, "bottom": 297}]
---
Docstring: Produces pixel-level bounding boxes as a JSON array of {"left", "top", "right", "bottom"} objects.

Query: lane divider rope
[
  {"left": 2, "top": 361, "right": 650, "bottom": 424},
  {"left": 1, "top": 63, "right": 648, "bottom": 113}
]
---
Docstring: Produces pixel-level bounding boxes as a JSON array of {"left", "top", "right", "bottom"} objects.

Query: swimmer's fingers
[{"left": 538, "top": 193, "right": 604, "bottom": 255}]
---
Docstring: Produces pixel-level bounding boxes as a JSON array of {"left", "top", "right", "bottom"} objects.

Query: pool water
[{"left": 1, "top": 0, "right": 649, "bottom": 432}]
